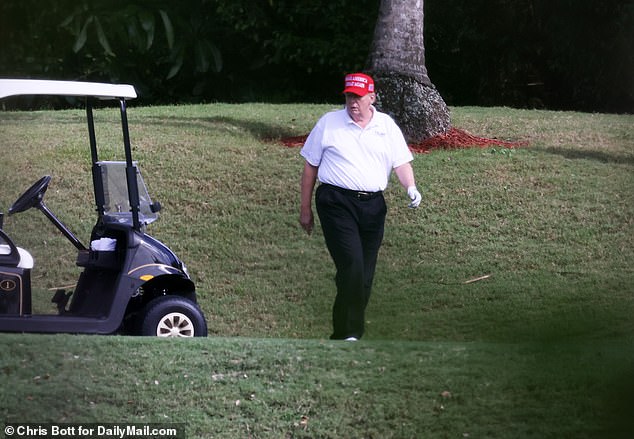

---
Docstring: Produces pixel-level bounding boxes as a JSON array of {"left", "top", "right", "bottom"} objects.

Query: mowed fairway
[{"left": 1, "top": 104, "right": 632, "bottom": 438}]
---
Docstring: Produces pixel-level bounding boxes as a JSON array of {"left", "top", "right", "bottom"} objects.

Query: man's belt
[{"left": 321, "top": 184, "right": 383, "bottom": 201}]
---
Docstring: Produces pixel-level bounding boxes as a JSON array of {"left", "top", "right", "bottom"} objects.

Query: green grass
[
  {"left": 1, "top": 335, "right": 633, "bottom": 438},
  {"left": 0, "top": 104, "right": 633, "bottom": 437}
]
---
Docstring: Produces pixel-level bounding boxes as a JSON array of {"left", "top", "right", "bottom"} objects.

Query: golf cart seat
[{"left": 0, "top": 245, "right": 34, "bottom": 269}]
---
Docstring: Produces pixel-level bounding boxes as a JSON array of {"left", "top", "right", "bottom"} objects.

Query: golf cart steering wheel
[{"left": 9, "top": 175, "right": 52, "bottom": 215}]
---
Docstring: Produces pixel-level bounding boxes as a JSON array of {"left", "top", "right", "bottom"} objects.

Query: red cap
[{"left": 342, "top": 73, "right": 375, "bottom": 96}]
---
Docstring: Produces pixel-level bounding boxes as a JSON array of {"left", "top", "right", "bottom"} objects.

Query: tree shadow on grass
[
  {"left": 140, "top": 115, "right": 300, "bottom": 144},
  {"left": 533, "top": 145, "right": 634, "bottom": 166}
]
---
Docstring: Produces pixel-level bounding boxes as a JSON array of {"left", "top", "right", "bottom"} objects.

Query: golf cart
[{"left": 0, "top": 79, "right": 207, "bottom": 337}]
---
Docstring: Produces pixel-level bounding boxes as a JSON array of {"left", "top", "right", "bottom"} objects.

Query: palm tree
[{"left": 367, "top": 0, "right": 450, "bottom": 142}]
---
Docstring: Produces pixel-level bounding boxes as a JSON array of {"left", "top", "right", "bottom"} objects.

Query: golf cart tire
[{"left": 139, "top": 295, "right": 207, "bottom": 337}]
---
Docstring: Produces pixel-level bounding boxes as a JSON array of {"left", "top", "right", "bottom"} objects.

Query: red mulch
[
  {"left": 279, "top": 135, "right": 310, "bottom": 148},
  {"left": 279, "top": 127, "right": 527, "bottom": 153}
]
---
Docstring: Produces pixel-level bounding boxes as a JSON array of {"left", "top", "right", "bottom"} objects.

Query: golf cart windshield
[{"left": 99, "top": 161, "right": 158, "bottom": 226}]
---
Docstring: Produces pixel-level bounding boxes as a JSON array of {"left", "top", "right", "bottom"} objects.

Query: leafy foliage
[
  {"left": 425, "top": 0, "right": 634, "bottom": 112},
  {"left": 0, "top": 0, "right": 631, "bottom": 110},
  {"left": 58, "top": 1, "right": 222, "bottom": 101}
]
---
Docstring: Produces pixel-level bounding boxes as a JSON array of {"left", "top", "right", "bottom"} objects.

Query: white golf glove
[{"left": 407, "top": 186, "right": 422, "bottom": 208}]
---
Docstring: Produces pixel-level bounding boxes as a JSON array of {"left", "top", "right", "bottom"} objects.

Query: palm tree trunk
[{"left": 367, "top": 0, "right": 450, "bottom": 142}]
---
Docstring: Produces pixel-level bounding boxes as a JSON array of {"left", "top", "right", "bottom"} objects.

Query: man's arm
[
  {"left": 300, "top": 161, "right": 318, "bottom": 234},
  {"left": 394, "top": 162, "right": 416, "bottom": 188}
]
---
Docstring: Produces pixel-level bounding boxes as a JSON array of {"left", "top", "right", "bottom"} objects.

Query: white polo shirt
[{"left": 301, "top": 107, "right": 413, "bottom": 192}]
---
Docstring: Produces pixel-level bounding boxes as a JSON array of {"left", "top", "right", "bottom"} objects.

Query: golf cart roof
[{"left": 0, "top": 79, "right": 137, "bottom": 100}]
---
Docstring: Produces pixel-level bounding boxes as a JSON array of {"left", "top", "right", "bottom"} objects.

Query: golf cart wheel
[{"left": 139, "top": 296, "right": 207, "bottom": 337}]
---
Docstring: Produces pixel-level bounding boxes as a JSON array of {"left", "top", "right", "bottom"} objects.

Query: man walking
[{"left": 299, "top": 72, "right": 422, "bottom": 341}]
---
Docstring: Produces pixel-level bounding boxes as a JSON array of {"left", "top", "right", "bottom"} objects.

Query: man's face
[{"left": 345, "top": 92, "right": 376, "bottom": 121}]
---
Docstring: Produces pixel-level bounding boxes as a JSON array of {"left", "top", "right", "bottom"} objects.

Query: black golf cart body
[{"left": 0, "top": 79, "right": 207, "bottom": 336}]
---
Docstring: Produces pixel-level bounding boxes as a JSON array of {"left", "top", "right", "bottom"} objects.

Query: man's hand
[
  {"left": 407, "top": 186, "right": 422, "bottom": 208},
  {"left": 300, "top": 208, "right": 314, "bottom": 235},
  {"left": 394, "top": 163, "right": 421, "bottom": 209}
]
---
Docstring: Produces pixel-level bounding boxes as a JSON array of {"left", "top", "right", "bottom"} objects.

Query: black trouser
[{"left": 315, "top": 184, "right": 387, "bottom": 340}]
